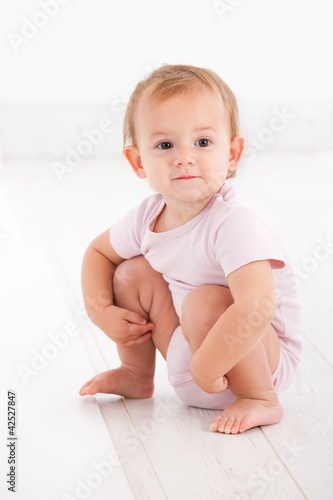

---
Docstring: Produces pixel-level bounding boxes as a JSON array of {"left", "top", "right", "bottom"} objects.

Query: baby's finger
[
  {"left": 125, "top": 310, "right": 151, "bottom": 326},
  {"left": 123, "top": 332, "right": 152, "bottom": 347},
  {"left": 127, "top": 321, "right": 155, "bottom": 336},
  {"left": 222, "top": 376, "right": 228, "bottom": 390}
]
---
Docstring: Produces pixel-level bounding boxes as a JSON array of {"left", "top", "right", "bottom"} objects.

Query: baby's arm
[
  {"left": 81, "top": 229, "right": 155, "bottom": 346},
  {"left": 190, "top": 260, "right": 276, "bottom": 387}
]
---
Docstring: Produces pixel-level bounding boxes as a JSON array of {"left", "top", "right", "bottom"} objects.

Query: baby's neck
[{"left": 153, "top": 198, "right": 211, "bottom": 233}]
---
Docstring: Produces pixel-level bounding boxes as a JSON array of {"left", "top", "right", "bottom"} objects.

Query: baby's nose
[{"left": 174, "top": 147, "right": 195, "bottom": 166}]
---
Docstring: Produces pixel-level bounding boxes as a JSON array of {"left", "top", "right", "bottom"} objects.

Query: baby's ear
[
  {"left": 228, "top": 136, "right": 245, "bottom": 174},
  {"left": 124, "top": 146, "right": 147, "bottom": 179}
]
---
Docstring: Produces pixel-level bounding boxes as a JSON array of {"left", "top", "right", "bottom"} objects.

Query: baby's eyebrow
[
  {"left": 149, "top": 131, "right": 171, "bottom": 140},
  {"left": 192, "top": 126, "right": 218, "bottom": 134},
  {"left": 149, "top": 126, "right": 217, "bottom": 140}
]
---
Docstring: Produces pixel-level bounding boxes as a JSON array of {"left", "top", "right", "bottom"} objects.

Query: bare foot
[
  {"left": 79, "top": 366, "right": 154, "bottom": 399},
  {"left": 209, "top": 392, "right": 283, "bottom": 434}
]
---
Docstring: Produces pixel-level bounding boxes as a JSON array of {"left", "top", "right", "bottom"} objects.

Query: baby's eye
[
  {"left": 157, "top": 141, "right": 173, "bottom": 150},
  {"left": 195, "top": 138, "right": 211, "bottom": 147}
]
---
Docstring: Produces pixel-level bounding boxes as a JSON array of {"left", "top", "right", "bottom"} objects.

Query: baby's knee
[
  {"left": 166, "top": 325, "right": 236, "bottom": 410},
  {"left": 113, "top": 256, "right": 152, "bottom": 294},
  {"left": 182, "top": 285, "right": 233, "bottom": 331},
  {"left": 181, "top": 288, "right": 209, "bottom": 329}
]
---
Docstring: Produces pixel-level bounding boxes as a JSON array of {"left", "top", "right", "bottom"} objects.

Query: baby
[{"left": 79, "top": 64, "right": 302, "bottom": 434}]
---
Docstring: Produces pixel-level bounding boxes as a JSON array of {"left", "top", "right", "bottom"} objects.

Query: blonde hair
[{"left": 123, "top": 64, "right": 240, "bottom": 148}]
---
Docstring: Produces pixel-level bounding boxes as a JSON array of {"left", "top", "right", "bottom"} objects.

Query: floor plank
[{"left": 262, "top": 339, "right": 333, "bottom": 500}]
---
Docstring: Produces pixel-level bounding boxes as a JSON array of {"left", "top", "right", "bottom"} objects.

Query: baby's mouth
[{"left": 174, "top": 175, "right": 200, "bottom": 180}]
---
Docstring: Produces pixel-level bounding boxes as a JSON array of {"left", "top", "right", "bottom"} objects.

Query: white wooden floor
[{"left": 1, "top": 151, "right": 333, "bottom": 500}]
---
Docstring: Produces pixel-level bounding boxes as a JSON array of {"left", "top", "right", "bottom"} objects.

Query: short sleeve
[
  {"left": 110, "top": 204, "right": 143, "bottom": 259},
  {"left": 109, "top": 194, "right": 163, "bottom": 259},
  {"left": 214, "top": 207, "right": 286, "bottom": 278}
]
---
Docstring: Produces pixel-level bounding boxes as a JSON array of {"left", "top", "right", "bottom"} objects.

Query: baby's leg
[
  {"left": 80, "top": 256, "right": 179, "bottom": 398},
  {"left": 209, "top": 330, "right": 283, "bottom": 434},
  {"left": 181, "top": 286, "right": 283, "bottom": 433}
]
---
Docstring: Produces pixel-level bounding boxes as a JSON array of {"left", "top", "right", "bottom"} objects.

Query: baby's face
[{"left": 129, "top": 89, "right": 242, "bottom": 207}]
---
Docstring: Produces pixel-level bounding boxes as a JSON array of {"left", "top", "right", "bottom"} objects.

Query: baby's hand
[
  {"left": 208, "top": 376, "right": 228, "bottom": 393},
  {"left": 192, "top": 375, "right": 228, "bottom": 394},
  {"left": 208, "top": 376, "right": 229, "bottom": 393},
  {"left": 221, "top": 376, "right": 228, "bottom": 391},
  {"left": 94, "top": 304, "right": 155, "bottom": 346}
]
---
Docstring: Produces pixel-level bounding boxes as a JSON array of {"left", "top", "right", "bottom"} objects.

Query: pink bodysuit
[{"left": 110, "top": 182, "right": 302, "bottom": 409}]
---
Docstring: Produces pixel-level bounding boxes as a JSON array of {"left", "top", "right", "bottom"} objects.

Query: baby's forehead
[
  {"left": 135, "top": 88, "right": 231, "bottom": 140},
  {"left": 142, "top": 83, "right": 220, "bottom": 104},
  {"left": 139, "top": 85, "right": 223, "bottom": 111}
]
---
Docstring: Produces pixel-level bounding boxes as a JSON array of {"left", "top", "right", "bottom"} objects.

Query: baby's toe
[
  {"left": 209, "top": 415, "right": 222, "bottom": 432},
  {"left": 219, "top": 415, "right": 235, "bottom": 434}
]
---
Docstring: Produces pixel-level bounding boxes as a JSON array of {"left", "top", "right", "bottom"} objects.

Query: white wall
[{"left": 0, "top": 0, "right": 332, "bottom": 159}]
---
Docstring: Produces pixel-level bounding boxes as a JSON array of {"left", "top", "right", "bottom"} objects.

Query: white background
[
  {"left": 0, "top": 0, "right": 332, "bottom": 104},
  {"left": 0, "top": 0, "right": 332, "bottom": 161}
]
